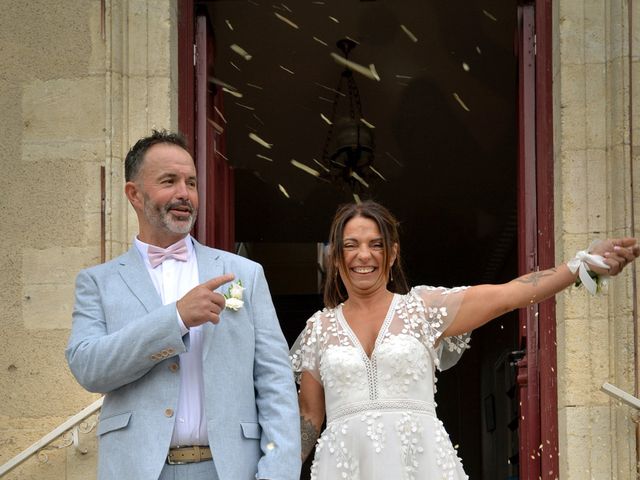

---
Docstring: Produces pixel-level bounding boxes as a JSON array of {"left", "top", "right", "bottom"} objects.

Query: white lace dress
[{"left": 291, "top": 286, "right": 471, "bottom": 480}]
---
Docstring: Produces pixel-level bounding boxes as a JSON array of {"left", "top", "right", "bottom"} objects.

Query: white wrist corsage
[
  {"left": 224, "top": 280, "right": 245, "bottom": 311},
  {"left": 567, "top": 240, "right": 610, "bottom": 295}
]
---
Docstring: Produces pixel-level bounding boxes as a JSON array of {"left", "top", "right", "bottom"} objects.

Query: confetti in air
[
  {"left": 400, "top": 24, "right": 418, "bottom": 42},
  {"left": 278, "top": 184, "right": 290, "bottom": 198},
  {"left": 462, "top": 62, "right": 470, "bottom": 71},
  {"left": 214, "top": 106, "right": 227, "bottom": 123},
  {"left": 279, "top": 65, "right": 295, "bottom": 74},
  {"left": 482, "top": 9, "right": 498, "bottom": 21},
  {"left": 274, "top": 12, "right": 299, "bottom": 29},
  {"left": 246, "top": 82, "right": 264, "bottom": 90},
  {"left": 313, "top": 36, "right": 329, "bottom": 46},
  {"left": 315, "top": 82, "right": 346, "bottom": 96},
  {"left": 369, "top": 165, "right": 386, "bottom": 181},
  {"left": 291, "top": 159, "right": 320, "bottom": 177},
  {"left": 313, "top": 158, "right": 330, "bottom": 172},
  {"left": 320, "top": 113, "right": 332, "bottom": 125},
  {"left": 252, "top": 113, "right": 265, "bottom": 125},
  {"left": 350, "top": 171, "right": 369, "bottom": 188},
  {"left": 223, "top": 87, "right": 243, "bottom": 98},
  {"left": 280, "top": 3, "right": 291, "bottom": 12},
  {"left": 329, "top": 16, "right": 339, "bottom": 23},
  {"left": 318, "top": 96, "right": 333, "bottom": 103},
  {"left": 353, "top": 193, "right": 361, "bottom": 204},
  {"left": 213, "top": 148, "right": 229, "bottom": 162},
  {"left": 214, "top": 148, "right": 229, "bottom": 162},
  {"left": 230, "top": 44, "right": 252, "bottom": 61},
  {"left": 360, "top": 118, "right": 375, "bottom": 129},
  {"left": 452, "top": 93, "right": 471, "bottom": 112},
  {"left": 395, "top": 74, "right": 412, "bottom": 79},
  {"left": 257, "top": 154, "right": 273, "bottom": 162},
  {"left": 225, "top": 19, "right": 233, "bottom": 31},
  {"left": 330, "top": 53, "right": 380, "bottom": 81},
  {"left": 209, "top": 77, "right": 239, "bottom": 92},
  {"left": 476, "top": 46, "right": 482, "bottom": 54},
  {"left": 235, "top": 102, "right": 255, "bottom": 110},
  {"left": 207, "top": 118, "right": 224, "bottom": 134},
  {"left": 249, "top": 132, "right": 273, "bottom": 148},
  {"left": 230, "top": 61, "right": 241, "bottom": 72},
  {"left": 385, "top": 151, "right": 403, "bottom": 166}
]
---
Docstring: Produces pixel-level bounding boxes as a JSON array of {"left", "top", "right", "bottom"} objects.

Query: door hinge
[
  {"left": 533, "top": 33, "right": 537, "bottom": 56},
  {"left": 193, "top": 44, "right": 197, "bottom": 66}
]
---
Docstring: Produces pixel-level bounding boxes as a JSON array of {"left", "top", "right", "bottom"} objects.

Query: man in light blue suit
[{"left": 66, "top": 130, "right": 301, "bottom": 480}]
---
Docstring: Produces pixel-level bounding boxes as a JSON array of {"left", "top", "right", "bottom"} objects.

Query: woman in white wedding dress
[{"left": 291, "top": 201, "right": 638, "bottom": 480}]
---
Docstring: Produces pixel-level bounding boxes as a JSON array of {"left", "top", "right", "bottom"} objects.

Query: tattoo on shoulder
[
  {"left": 300, "top": 415, "right": 320, "bottom": 461},
  {"left": 517, "top": 268, "right": 557, "bottom": 286}
]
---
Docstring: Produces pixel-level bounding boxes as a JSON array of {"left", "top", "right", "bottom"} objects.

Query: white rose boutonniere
[{"left": 224, "top": 280, "right": 245, "bottom": 311}]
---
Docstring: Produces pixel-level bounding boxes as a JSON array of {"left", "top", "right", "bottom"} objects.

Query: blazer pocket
[
  {"left": 240, "top": 421, "right": 261, "bottom": 439},
  {"left": 97, "top": 412, "right": 132, "bottom": 437}
]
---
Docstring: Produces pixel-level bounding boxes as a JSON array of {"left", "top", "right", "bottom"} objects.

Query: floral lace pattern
[
  {"left": 376, "top": 335, "right": 428, "bottom": 396},
  {"left": 291, "top": 286, "right": 471, "bottom": 480},
  {"left": 320, "top": 345, "right": 367, "bottom": 398},
  {"left": 396, "top": 413, "right": 425, "bottom": 480}
]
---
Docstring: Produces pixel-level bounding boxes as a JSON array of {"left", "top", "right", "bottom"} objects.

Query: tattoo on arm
[
  {"left": 516, "top": 268, "right": 557, "bottom": 287},
  {"left": 300, "top": 415, "right": 320, "bottom": 462}
]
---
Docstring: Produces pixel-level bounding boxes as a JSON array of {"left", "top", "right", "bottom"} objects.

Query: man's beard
[{"left": 143, "top": 195, "right": 197, "bottom": 235}]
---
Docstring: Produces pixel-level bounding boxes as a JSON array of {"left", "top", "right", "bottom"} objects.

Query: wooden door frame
[
  {"left": 517, "top": 1, "right": 557, "bottom": 478},
  {"left": 178, "top": 0, "right": 235, "bottom": 250},
  {"left": 535, "top": 1, "right": 558, "bottom": 478}
]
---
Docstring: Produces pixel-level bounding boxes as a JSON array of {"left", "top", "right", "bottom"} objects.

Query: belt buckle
[{"left": 166, "top": 456, "right": 188, "bottom": 465}]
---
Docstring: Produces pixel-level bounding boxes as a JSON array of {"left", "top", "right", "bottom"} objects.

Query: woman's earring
[{"left": 390, "top": 269, "right": 394, "bottom": 283}]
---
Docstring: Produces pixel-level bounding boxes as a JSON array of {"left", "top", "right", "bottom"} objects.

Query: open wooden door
[
  {"left": 178, "top": 2, "right": 235, "bottom": 251},
  {"left": 516, "top": 1, "right": 558, "bottom": 478}
]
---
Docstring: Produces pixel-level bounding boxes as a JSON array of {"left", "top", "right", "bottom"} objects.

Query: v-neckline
[{"left": 337, "top": 294, "right": 399, "bottom": 360}]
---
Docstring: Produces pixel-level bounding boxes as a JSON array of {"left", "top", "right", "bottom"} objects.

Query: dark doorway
[{"left": 190, "top": 1, "right": 521, "bottom": 477}]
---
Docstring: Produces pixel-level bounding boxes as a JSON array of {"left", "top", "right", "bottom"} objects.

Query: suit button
[
  {"left": 164, "top": 408, "right": 174, "bottom": 418},
  {"left": 167, "top": 348, "right": 176, "bottom": 355},
  {"left": 169, "top": 363, "right": 179, "bottom": 372},
  {"left": 150, "top": 354, "right": 159, "bottom": 361},
  {"left": 161, "top": 349, "right": 169, "bottom": 357}
]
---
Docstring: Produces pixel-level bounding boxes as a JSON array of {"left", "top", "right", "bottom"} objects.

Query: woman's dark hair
[
  {"left": 323, "top": 200, "right": 409, "bottom": 308},
  {"left": 124, "top": 129, "right": 188, "bottom": 182}
]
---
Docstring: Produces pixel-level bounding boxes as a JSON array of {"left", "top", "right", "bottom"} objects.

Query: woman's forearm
[{"left": 300, "top": 413, "right": 322, "bottom": 462}]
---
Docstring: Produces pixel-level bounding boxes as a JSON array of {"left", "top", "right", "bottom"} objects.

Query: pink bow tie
[{"left": 147, "top": 239, "right": 189, "bottom": 268}]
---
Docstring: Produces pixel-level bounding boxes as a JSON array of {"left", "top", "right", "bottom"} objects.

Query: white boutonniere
[{"left": 224, "top": 280, "right": 244, "bottom": 311}]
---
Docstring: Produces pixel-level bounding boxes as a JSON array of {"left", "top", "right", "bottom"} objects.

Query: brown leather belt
[{"left": 167, "top": 446, "right": 212, "bottom": 464}]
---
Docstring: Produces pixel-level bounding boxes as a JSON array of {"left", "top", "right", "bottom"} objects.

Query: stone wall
[
  {"left": 0, "top": 0, "right": 177, "bottom": 478},
  {"left": 554, "top": 0, "right": 639, "bottom": 478}
]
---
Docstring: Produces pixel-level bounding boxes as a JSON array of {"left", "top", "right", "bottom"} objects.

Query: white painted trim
[{"left": 601, "top": 382, "right": 640, "bottom": 410}]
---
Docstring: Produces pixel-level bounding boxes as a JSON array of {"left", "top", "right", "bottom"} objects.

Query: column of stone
[{"left": 555, "top": 0, "right": 637, "bottom": 478}]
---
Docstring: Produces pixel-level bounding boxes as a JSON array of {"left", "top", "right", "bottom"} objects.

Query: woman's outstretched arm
[{"left": 444, "top": 237, "right": 640, "bottom": 337}]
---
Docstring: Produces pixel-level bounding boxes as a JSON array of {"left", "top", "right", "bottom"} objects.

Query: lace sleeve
[
  {"left": 289, "top": 311, "right": 323, "bottom": 385},
  {"left": 413, "top": 285, "right": 472, "bottom": 371}
]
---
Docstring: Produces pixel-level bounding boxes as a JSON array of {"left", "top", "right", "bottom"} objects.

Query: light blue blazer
[{"left": 66, "top": 240, "right": 301, "bottom": 480}]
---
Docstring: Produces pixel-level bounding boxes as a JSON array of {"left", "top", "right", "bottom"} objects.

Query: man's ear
[{"left": 124, "top": 181, "right": 142, "bottom": 210}]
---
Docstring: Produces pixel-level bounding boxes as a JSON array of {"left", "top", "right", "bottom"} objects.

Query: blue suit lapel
[
  {"left": 193, "top": 239, "right": 224, "bottom": 286},
  {"left": 117, "top": 247, "right": 162, "bottom": 312},
  {"left": 192, "top": 240, "right": 227, "bottom": 359}
]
